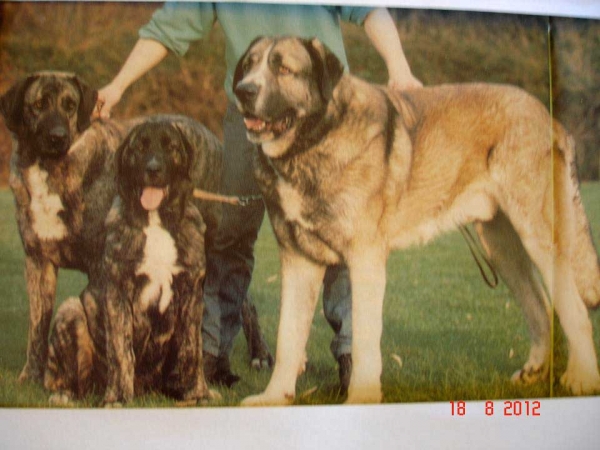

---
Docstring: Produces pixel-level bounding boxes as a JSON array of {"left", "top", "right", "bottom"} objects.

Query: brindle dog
[
  {"left": 45, "top": 119, "right": 220, "bottom": 405},
  {"left": 0, "top": 72, "right": 125, "bottom": 383},
  {"left": 0, "top": 73, "right": 272, "bottom": 389}
]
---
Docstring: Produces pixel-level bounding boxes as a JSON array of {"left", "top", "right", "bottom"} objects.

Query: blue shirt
[{"left": 139, "top": 2, "right": 373, "bottom": 101}]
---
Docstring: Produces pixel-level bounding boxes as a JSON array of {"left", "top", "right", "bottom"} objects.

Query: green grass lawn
[{"left": 0, "top": 184, "right": 599, "bottom": 407}]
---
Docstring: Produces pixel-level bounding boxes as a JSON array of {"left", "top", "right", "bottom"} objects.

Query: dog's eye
[
  {"left": 278, "top": 65, "right": 293, "bottom": 76},
  {"left": 164, "top": 141, "right": 182, "bottom": 164},
  {"left": 63, "top": 98, "right": 76, "bottom": 114}
]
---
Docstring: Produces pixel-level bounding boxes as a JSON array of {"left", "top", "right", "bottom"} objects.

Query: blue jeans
[{"left": 201, "top": 103, "right": 352, "bottom": 360}]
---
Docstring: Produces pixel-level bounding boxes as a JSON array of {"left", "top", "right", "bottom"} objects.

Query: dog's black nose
[
  {"left": 48, "top": 126, "right": 69, "bottom": 147},
  {"left": 47, "top": 126, "right": 69, "bottom": 153},
  {"left": 145, "top": 156, "right": 162, "bottom": 175},
  {"left": 235, "top": 82, "right": 260, "bottom": 104}
]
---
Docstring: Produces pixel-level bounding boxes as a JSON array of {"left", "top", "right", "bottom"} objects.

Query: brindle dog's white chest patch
[
  {"left": 26, "top": 164, "right": 68, "bottom": 241},
  {"left": 136, "top": 211, "right": 182, "bottom": 313},
  {"left": 277, "top": 181, "right": 314, "bottom": 230}
]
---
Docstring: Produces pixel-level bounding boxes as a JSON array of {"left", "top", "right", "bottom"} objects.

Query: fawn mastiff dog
[{"left": 232, "top": 36, "right": 600, "bottom": 405}]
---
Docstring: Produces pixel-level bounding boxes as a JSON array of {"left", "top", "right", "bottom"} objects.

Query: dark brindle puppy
[
  {"left": 45, "top": 119, "right": 219, "bottom": 405},
  {"left": 0, "top": 72, "right": 126, "bottom": 383}
]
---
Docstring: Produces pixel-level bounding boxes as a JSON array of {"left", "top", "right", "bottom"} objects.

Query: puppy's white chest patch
[
  {"left": 277, "top": 181, "right": 314, "bottom": 230},
  {"left": 26, "top": 164, "right": 68, "bottom": 241},
  {"left": 136, "top": 211, "right": 182, "bottom": 313}
]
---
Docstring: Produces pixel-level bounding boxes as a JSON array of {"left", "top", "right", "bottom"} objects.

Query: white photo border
[{"left": 0, "top": 1, "right": 599, "bottom": 449}]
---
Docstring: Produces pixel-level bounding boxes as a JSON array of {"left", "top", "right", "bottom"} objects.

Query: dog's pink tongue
[{"left": 140, "top": 187, "right": 165, "bottom": 211}]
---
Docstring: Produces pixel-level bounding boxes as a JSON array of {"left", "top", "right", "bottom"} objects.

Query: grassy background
[
  {"left": 0, "top": 3, "right": 599, "bottom": 407},
  {"left": 0, "top": 183, "right": 599, "bottom": 407}
]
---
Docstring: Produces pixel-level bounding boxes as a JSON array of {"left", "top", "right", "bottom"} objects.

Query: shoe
[
  {"left": 338, "top": 354, "right": 352, "bottom": 396},
  {"left": 203, "top": 352, "right": 240, "bottom": 388},
  {"left": 216, "top": 354, "right": 241, "bottom": 387},
  {"left": 203, "top": 352, "right": 219, "bottom": 384}
]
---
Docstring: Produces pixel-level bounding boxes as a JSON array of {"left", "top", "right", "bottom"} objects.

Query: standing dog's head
[
  {"left": 0, "top": 71, "right": 97, "bottom": 160},
  {"left": 233, "top": 36, "right": 344, "bottom": 158},
  {"left": 116, "top": 121, "right": 195, "bottom": 216}
]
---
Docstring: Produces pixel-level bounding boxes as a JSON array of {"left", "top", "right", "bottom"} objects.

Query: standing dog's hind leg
[
  {"left": 553, "top": 257, "right": 600, "bottom": 394},
  {"left": 552, "top": 148, "right": 600, "bottom": 394},
  {"left": 475, "top": 213, "right": 551, "bottom": 386}
]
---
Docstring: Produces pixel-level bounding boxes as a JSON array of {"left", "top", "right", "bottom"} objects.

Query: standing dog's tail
[{"left": 554, "top": 121, "right": 600, "bottom": 308}]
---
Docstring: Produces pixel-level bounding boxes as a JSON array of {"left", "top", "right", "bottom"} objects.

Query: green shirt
[{"left": 139, "top": 2, "right": 373, "bottom": 101}]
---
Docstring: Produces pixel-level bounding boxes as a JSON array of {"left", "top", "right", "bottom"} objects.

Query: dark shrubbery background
[{"left": 1, "top": 2, "right": 598, "bottom": 183}]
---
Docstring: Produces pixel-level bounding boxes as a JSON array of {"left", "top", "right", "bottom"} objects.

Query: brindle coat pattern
[
  {"left": 0, "top": 73, "right": 272, "bottom": 392},
  {"left": 0, "top": 72, "right": 127, "bottom": 383},
  {"left": 45, "top": 120, "right": 215, "bottom": 404},
  {"left": 233, "top": 37, "right": 600, "bottom": 405}
]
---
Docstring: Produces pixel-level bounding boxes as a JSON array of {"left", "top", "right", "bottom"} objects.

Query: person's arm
[
  {"left": 93, "top": 2, "right": 216, "bottom": 119},
  {"left": 94, "top": 39, "right": 168, "bottom": 119},
  {"left": 363, "top": 8, "right": 422, "bottom": 91}
]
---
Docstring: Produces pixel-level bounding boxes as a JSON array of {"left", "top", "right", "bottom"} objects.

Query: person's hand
[
  {"left": 388, "top": 70, "right": 423, "bottom": 92},
  {"left": 92, "top": 82, "right": 123, "bottom": 119},
  {"left": 363, "top": 8, "right": 423, "bottom": 93}
]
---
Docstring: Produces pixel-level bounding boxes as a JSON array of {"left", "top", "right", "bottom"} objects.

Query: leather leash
[
  {"left": 194, "top": 189, "right": 498, "bottom": 288},
  {"left": 459, "top": 225, "right": 499, "bottom": 289},
  {"left": 193, "top": 189, "right": 262, "bottom": 207}
]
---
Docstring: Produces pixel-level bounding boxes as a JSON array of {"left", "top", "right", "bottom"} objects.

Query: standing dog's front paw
[
  {"left": 241, "top": 391, "right": 294, "bottom": 407},
  {"left": 511, "top": 362, "right": 549, "bottom": 386},
  {"left": 560, "top": 364, "right": 600, "bottom": 395},
  {"left": 345, "top": 385, "right": 382, "bottom": 404}
]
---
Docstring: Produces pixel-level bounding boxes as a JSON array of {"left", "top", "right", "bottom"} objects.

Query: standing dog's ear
[
  {"left": 70, "top": 76, "right": 98, "bottom": 133},
  {"left": 115, "top": 128, "right": 138, "bottom": 202},
  {"left": 302, "top": 38, "right": 344, "bottom": 102},
  {"left": 233, "top": 36, "right": 265, "bottom": 90},
  {"left": 0, "top": 74, "right": 39, "bottom": 133}
]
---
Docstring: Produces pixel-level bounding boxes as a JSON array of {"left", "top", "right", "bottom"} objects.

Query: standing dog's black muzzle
[
  {"left": 38, "top": 114, "right": 71, "bottom": 157},
  {"left": 235, "top": 82, "right": 260, "bottom": 106}
]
